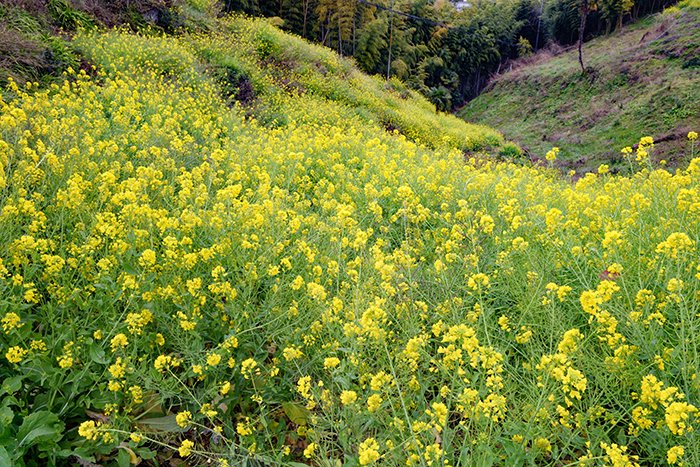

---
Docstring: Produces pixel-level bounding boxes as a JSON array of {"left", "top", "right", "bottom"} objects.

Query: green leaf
[
  {"left": 56, "top": 446, "right": 95, "bottom": 461},
  {"left": 0, "top": 405, "right": 13, "bottom": 443},
  {"left": 0, "top": 376, "right": 22, "bottom": 396},
  {"left": 89, "top": 343, "right": 109, "bottom": 364},
  {"left": 281, "top": 402, "right": 310, "bottom": 425},
  {"left": 0, "top": 406, "right": 13, "bottom": 426},
  {"left": 0, "top": 446, "right": 12, "bottom": 467},
  {"left": 134, "top": 414, "right": 185, "bottom": 433},
  {"left": 133, "top": 392, "right": 164, "bottom": 417},
  {"left": 16, "top": 411, "right": 64, "bottom": 450},
  {"left": 135, "top": 446, "right": 156, "bottom": 460},
  {"left": 117, "top": 447, "right": 131, "bottom": 467}
]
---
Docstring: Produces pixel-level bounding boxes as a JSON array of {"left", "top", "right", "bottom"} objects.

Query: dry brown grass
[
  {"left": 2, "top": 0, "right": 49, "bottom": 16},
  {"left": 488, "top": 43, "right": 574, "bottom": 83},
  {"left": 0, "top": 24, "right": 48, "bottom": 83}
]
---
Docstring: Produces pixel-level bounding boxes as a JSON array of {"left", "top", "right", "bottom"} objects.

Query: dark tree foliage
[{"left": 222, "top": 0, "right": 676, "bottom": 108}]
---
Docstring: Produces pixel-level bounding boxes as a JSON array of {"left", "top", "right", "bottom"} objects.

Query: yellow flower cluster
[
  {"left": 632, "top": 375, "right": 698, "bottom": 436},
  {"left": 600, "top": 442, "right": 639, "bottom": 467},
  {"left": 2, "top": 312, "right": 23, "bottom": 333},
  {"left": 358, "top": 438, "right": 381, "bottom": 465},
  {"left": 1, "top": 17, "right": 698, "bottom": 466},
  {"left": 537, "top": 331, "right": 588, "bottom": 406}
]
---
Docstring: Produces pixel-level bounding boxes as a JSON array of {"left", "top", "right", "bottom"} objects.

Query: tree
[
  {"left": 544, "top": 0, "right": 580, "bottom": 45},
  {"left": 280, "top": 0, "right": 307, "bottom": 36},
  {"left": 355, "top": 17, "right": 388, "bottom": 73},
  {"left": 428, "top": 86, "right": 452, "bottom": 112},
  {"left": 224, "top": 0, "right": 260, "bottom": 14},
  {"left": 575, "top": 0, "right": 598, "bottom": 72},
  {"left": 225, "top": 0, "right": 670, "bottom": 108},
  {"left": 442, "top": 22, "right": 499, "bottom": 101},
  {"left": 600, "top": 0, "right": 634, "bottom": 31},
  {"left": 517, "top": 36, "right": 533, "bottom": 57}
]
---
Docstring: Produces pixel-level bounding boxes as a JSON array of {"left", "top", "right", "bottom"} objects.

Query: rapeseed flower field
[{"left": 1, "top": 17, "right": 698, "bottom": 466}]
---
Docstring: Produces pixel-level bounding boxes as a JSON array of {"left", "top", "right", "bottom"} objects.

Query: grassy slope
[
  {"left": 458, "top": 3, "right": 700, "bottom": 171},
  {"left": 1, "top": 5, "right": 700, "bottom": 467},
  {"left": 0, "top": 3, "right": 81, "bottom": 84},
  {"left": 0, "top": 1, "right": 504, "bottom": 154},
  {"left": 181, "top": 17, "right": 505, "bottom": 153}
]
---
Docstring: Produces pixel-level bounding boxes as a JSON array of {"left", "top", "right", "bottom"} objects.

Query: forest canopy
[{"left": 224, "top": 0, "right": 676, "bottom": 108}]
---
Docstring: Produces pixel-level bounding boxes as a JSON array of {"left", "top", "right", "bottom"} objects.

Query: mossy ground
[{"left": 458, "top": 3, "right": 700, "bottom": 173}]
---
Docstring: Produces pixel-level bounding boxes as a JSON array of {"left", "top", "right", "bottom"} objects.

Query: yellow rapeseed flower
[
  {"left": 176, "top": 411, "right": 192, "bottom": 428},
  {"left": 5, "top": 346, "right": 28, "bottom": 364},
  {"left": 358, "top": 438, "right": 381, "bottom": 465},
  {"left": 323, "top": 357, "right": 340, "bottom": 369},
  {"left": 1, "top": 312, "right": 22, "bottom": 333},
  {"left": 341, "top": 390, "right": 358, "bottom": 405},
  {"left": 110, "top": 333, "right": 129, "bottom": 352},
  {"left": 667, "top": 445, "right": 685, "bottom": 465},
  {"left": 178, "top": 439, "right": 194, "bottom": 457}
]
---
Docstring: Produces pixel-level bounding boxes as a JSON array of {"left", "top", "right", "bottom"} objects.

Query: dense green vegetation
[
  {"left": 459, "top": 1, "right": 700, "bottom": 171},
  {"left": 224, "top": 0, "right": 677, "bottom": 107},
  {"left": 0, "top": 0, "right": 680, "bottom": 109},
  {"left": 1, "top": 1, "right": 698, "bottom": 466}
]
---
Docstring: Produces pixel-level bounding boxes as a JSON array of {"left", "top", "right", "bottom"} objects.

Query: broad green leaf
[
  {"left": 0, "top": 376, "right": 22, "bottom": 396},
  {"left": 117, "top": 446, "right": 138, "bottom": 467},
  {"left": 117, "top": 448, "right": 130, "bottom": 467},
  {"left": 0, "top": 446, "right": 12, "bottom": 466},
  {"left": 135, "top": 447, "right": 156, "bottom": 460},
  {"left": 281, "top": 402, "right": 310, "bottom": 425},
  {"left": 89, "top": 343, "right": 109, "bottom": 364},
  {"left": 118, "top": 443, "right": 139, "bottom": 466},
  {"left": 16, "top": 411, "right": 64, "bottom": 449},
  {"left": 0, "top": 406, "right": 13, "bottom": 426},
  {"left": 0, "top": 406, "right": 13, "bottom": 443},
  {"left": 135, "top": 414, "right": 185, "bottom": 433}
]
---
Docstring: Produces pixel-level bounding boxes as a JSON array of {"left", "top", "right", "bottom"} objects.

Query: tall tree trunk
[
  {"left": 578, "top": 3, "right": 588, "bottom": 73},
  {"left": 535, "top": 0, "right": 544, "bottom": 49},
  {"left": 322, "top": 11, "right": 331, "bottom": 46},
  {"left": 474, "top": 68, "right": 481, "bottom": 97},
  {"left": 387, "top": 0, "right": 394, "bottom": 80},
  {"left": 352, "top": 13, "right": 356, "bottom": 55},
  {"left": 303, "top": 0, "right": 308, "bottom": 38}
]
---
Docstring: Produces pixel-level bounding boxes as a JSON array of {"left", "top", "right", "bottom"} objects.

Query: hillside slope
[
  {"left": 458, "top": 2, "right": 700, "bottom": 172},
  {"left": 0, "top": 1, "right": 504, "bottom": 155},
  {"left": 1, "top": 6, "right": 699, "bottom": 467}
]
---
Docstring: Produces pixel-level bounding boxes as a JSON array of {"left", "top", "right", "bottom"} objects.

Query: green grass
[
  {"left": 183, "top": 16, "right": 506, "bottom": 153},
  {"left": 1, "top": 4, "right": 699, "bottom": 467},
  {"left": 0, "top": 4, "right": 79, "bottom": 86},
  {"left": 458, "top": 4, "right": 700, "bottom": 172},
  {"left": 0, "top": 0, "right": 223, "bottom": 87}
]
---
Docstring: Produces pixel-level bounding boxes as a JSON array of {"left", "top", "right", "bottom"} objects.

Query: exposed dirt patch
[
  {"left": 210, "top": 66, "right": 257, "bottom": 108},
  {"left": 382, "top": 121, "right": 399, "bottom": 133},
  {"left": 0, "top": 25, "right": 52, "bottom": 83},
  {"left": 77, "top": 56, "right": 99, "bottom": 78},
  {"left": 2, "top": 0, "right": 49, "bottom": 19},
  {"left": 235, "top": 75, "right": 256, "bottom": 106}
]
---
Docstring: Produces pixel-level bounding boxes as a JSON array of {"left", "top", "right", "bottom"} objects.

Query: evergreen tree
[
  {"left": 355, "top": 17, "right": 388, "bottom": 73},
  {"left": 574, "top": 0, "right": 599, "bottom": 72}
]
